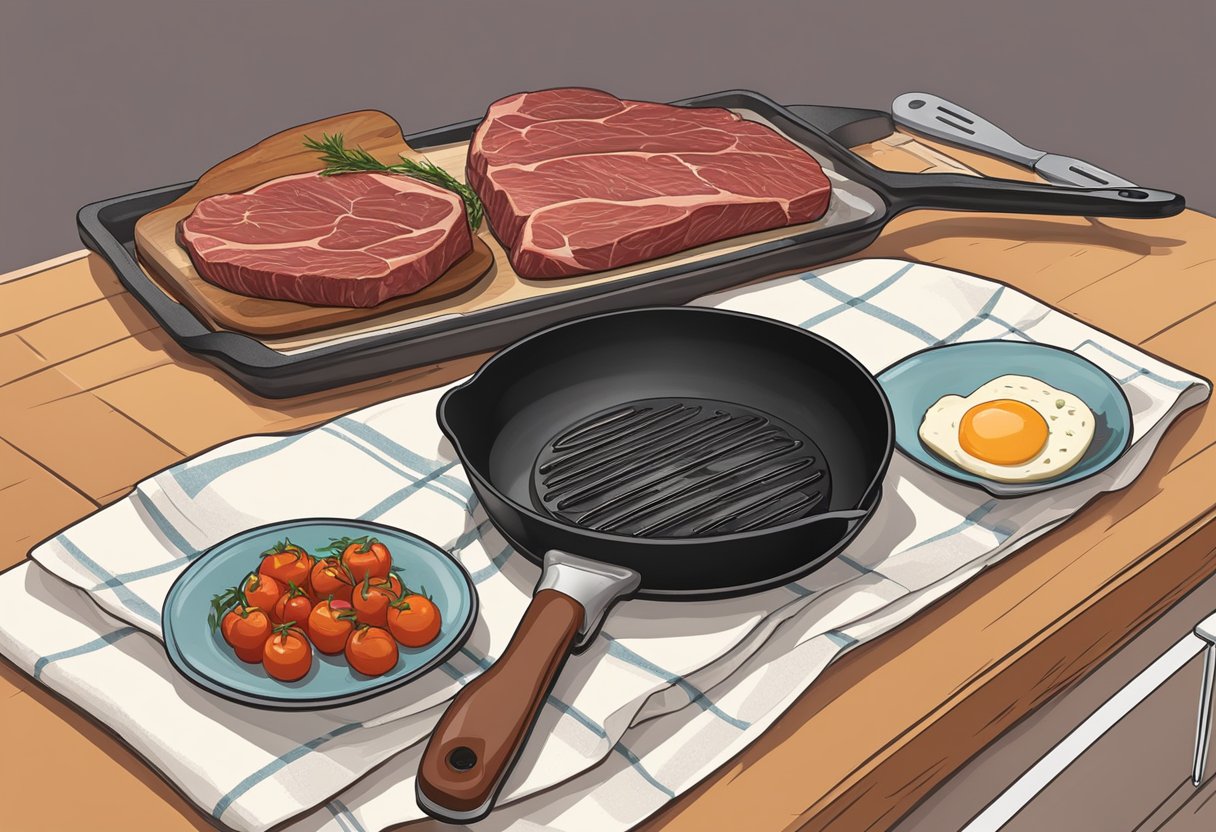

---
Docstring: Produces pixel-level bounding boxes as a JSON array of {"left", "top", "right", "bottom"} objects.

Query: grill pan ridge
[{"left": 531, "top": 397, "right": 831, "bottom": 538}]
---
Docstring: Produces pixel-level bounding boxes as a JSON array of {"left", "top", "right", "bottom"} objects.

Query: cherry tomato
[
  {"left": 310, "top": 556, "right": 354, "bottom": 604},
  {"left": 307, "top": 599, "right": 357, "bottom": 654},
  {"left": 388, "top": 594, "right": 442, "bottom": 648},
  {"left": 272, "top": 582, "right": 313, "bottom": 629},
  {"left": 240, "top": 570, "right": 283, "bottom": 612},
  {"left": 352, "top": 575, "right": 399, "bottom": 628},
  {"left": 219, "top": 607, "right": 242, "bottom": 646},
  {"left": 258, "top": 539, "right": 313, "bottom": 590},
  {"left": 263, "top": 624, "right": 312, "bottom": 682},
  {"left": 345, "top": 625, "right": 398, "bottom": 676},
  {"left": 222, "top": 606, "right": 272, "bottom": 664},
  {"left": 329, "top": 536, "right": 392, "bottom": 583}
]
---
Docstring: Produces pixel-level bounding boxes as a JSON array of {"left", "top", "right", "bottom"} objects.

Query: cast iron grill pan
[
  {"left": 418, "top": 307, "right": 893, "bottom": 823},
  {"left": 445, "top": 306, "right": 891, "bottom": 597},
  {"left": 532, "top": 397, "right": 831, "bottom": 537}
]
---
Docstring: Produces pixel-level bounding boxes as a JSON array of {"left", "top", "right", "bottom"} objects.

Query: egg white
[{"left": 918, "top": 374, "right": 1095, "bottom": 483}]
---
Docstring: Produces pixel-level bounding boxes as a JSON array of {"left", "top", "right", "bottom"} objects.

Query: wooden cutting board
[
  {"left": 137, "top": 105, "right": 900, "bottom": 351},
  {"left": 132, "top": 110, "right": 495, "bottom": 336}
]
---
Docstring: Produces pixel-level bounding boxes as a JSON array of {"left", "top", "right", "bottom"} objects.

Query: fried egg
[{"left": 918, "top": 375, "right": 1095, "bottom": 483}]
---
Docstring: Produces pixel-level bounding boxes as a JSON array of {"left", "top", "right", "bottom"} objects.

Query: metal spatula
[{"left": 892, "top": 92, "right": 1138, "bottom": 188}]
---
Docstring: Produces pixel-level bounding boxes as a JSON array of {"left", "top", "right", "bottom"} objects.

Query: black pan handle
[{"left": 877, "top": 170, "right": 1184, "bottom": 219}]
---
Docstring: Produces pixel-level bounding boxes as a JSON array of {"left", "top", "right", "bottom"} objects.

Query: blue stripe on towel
[
  {"left": 326, "top": 800, "right": 366, "bottom": 832},
  {"left": 902, "top": 501, "right": 1012, "bottom": 554},
  {"left": 1077, "top": 339, "right": 1189, "bottom": 390},
  {"left": 55, "top": 536, "right": 160, "bottom": 623},
  {"left": 436, "top": 646, "right": 491, "bottom": 687},
  {"left": 799, "top": 265, "right": 937, "bottom": 344},
  {"left": 786, "top": 582, "right": 816, "bottom": 598},
  {"left": 360, "top": 461, "right": 459, "bottom": 519},
  {"left": 836, "top": 552, "right": 910, "bottom": 592},
  {"left": 130, "top": 490, "right": 195, "bottom": 557},
  {"left": 212, "top": 722, "right": 366, "bottom": 820},
  {"left": 549, "top": 697, "right": 609, "bottom": 739},
  {"left": 614, "top": 742, "right": 675, "bottom": 798},
  {"left": 936, "top": 287, "right": 1006, "bottom": 345},
  {"left": 984, "top": 315, "right": 1036, "bottom": 342},
  {"left": 452, "top": 517, "right": 494, "bottom": 553},
  {"left": 468, "top": 543, "right": 514, "bottom": 584},
  {"left": 825, "top": 630, "right": 857, "bottom": 649},
  {"left": 602, "top": 636, "right": 750, "bottom": 731},
  {"left": 33, "top": 627, "right": 140, "bottom": 680},
  {"left": 799, "top": 263, "right": 915, "bottom": 330},
  {"left": 935, "top": 288, "right": 1047, "bottom": 347},
  {"left": 97, "top": 493, "right": 204, "bottom": 588},
  {"left": 93, "top": 559, "right": 187, "bottom": 591},
  {"left": 171, "top": 435, "right": 307, "bottom": 498},
  {"left": 334, "top": 419, "right": 474, "bottom": 502},
  {"left": 459, "top": 647, "right": 492, "bottom": 670},
  {"left": 837, "top": 554, "right": 872, "bottom": 575},
  {"left": 322, "top": 428, "right": 470, "bottom": 510},
  {"left": 837, "top": 552, "right": 914, "bottom": 592}
]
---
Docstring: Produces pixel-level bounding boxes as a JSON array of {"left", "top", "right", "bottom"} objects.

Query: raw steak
[
  {"left": 467, "top": 87, "right": 832, "bottom": 278},
  {"left": 178, "top": 171, "right": 472, "bottom": 307}
]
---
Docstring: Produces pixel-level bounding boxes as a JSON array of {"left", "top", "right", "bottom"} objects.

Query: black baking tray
[{"left": 78, "top": 90, "right": 1181, "bottom": 398}]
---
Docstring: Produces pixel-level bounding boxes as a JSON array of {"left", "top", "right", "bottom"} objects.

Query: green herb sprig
[{"left": 303, "top": 133, "right": 484, "bottom": 232}]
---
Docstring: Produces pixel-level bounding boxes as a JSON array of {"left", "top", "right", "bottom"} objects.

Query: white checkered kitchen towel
[{"left": 0, "top": 259, "right": 1207, "bottom": 832}]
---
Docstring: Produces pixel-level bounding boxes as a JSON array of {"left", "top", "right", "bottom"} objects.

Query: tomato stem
[
  {"left": 270, "top": 621, "right": 299, "bottom": 643},
  {"left": 262, "top": 538, "right": 306, "bottom": 560}
]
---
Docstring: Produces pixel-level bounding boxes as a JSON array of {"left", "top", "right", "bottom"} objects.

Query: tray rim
[{"left": 76, "top": 91, "right": 895, "bottom": 396}]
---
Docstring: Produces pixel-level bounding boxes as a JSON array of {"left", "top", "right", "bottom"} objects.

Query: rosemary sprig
[
  {"left": 208, "top": 583, "right": 249, "bottom": 633},
  {"left": 318, "top": 535, "right": 367, "bottom": 555},
  {"left": 303, "top": 133, "right": 484, "bottom": 232}
]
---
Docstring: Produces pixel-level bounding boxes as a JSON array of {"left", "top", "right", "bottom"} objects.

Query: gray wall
[{"left": 2, "top": 0, "right": 1213, "bottom": 273}]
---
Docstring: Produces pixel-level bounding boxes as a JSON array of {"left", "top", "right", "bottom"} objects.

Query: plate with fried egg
[{"left": 877, "top": 341, "right": 1132, "bottom": 496}]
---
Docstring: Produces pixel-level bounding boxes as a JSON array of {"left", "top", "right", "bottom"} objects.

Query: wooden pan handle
[{"left": 416, "top": 589, "right": 584, "bottom": 822}]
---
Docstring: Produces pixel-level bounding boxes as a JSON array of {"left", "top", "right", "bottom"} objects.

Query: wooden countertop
[{"left": 1, "top": 132, "right": 1214, "bottom": 832}]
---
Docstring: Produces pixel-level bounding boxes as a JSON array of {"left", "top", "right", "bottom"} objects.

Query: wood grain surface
[
  {"left": 133, "top": 110, "right": 494, "bottom": 336},
  {"left": 0, "top": 130, "right": 1213, "bottom": 832}
]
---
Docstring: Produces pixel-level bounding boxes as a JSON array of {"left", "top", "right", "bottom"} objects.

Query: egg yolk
[{"left": 958, "top": 399, "right": 1048, "bottom": 466}]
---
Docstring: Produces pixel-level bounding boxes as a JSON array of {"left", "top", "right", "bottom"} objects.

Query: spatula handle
[{"left": 416, "top": 589, "right": 583, "bottom": 823}]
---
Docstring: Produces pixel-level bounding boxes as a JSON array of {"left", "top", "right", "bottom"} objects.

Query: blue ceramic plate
[
  {"left": 877, "top": 341, "right": 1132, "bottom": 497},
  {"left": 163, "top": 518, "right": 477, "bottom": 709}
]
